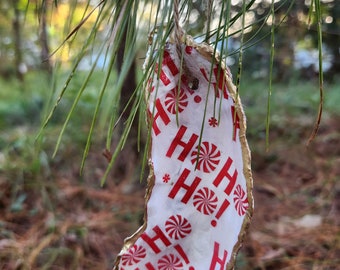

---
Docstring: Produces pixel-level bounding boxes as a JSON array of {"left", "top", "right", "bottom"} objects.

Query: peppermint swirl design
[
  {"left": 165, "top": 88, "right": 188, "bottom": 114},
  {"left": 193, "top": 187, "right": 218, "bottom": 215},
  {"left": 158, "top": 254, "right": 183, "bottom": 270},
  {"left": 165, "top": 215, "right": 192, "bottom": 240},
  {"left": 233, "top": 184, "right": 249, "bottom": 216},
  {"left": 121, "top": 244, "right": 146, "bottom": 266},
  {"left": 191, "top": 141, "right": 221, "bottom": 173}
]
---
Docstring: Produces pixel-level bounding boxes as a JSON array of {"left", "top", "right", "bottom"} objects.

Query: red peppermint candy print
[
  {"left": 193, "top": 187, "right": 218, "bottom": 215},
  {"left": 165, "top": 215, "right": 192, "bottom": 240},
  {"left": 191, "top": 141, "right": 221, "bottom": 173},
  {"left": 233, "top": 184, "right": 249, "bottom": 216},
  {"left": 158, "top": 254, "right": 183, "bottom": 270},
  {"left": 121, "top": 244, "right": 146, "bottom": 266},
  {"left": 164, "top": 88, "right": 188, "bottom": 114}
]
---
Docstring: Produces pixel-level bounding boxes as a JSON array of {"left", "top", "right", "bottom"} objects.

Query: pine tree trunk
[
  {"left": 12, "top": 0, "right": 24, "bottom": 81},
  {"left": 114, "top": 20, "right": 142, "bottom": 190},
  {"left": 39, "top": 0, "right": 52, "bottom": 75}
]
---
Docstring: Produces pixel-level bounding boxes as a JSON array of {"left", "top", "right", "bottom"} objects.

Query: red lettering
[
  {"left": 166, "top": 125, "right": 199, "bottom": 161},
  {"left": 163, "top": 51, "right": 179, "bottom": 76},
  {"left": 145, "top": 262, "right": 156, "bottom": 270},
  {"left": 154, "top": 51, "right": 179, "bottom": 86},
  {"left": 209, "top": 242, "right": 228, "bottom": 270},
  {"left": 200, "top": 67, "right": 210, "bottom": 82},
  {"left": 213, "top": 157, "right": 237, "bottom": 195},
  {"left": 200, "top": 67, "right": 229, "bottom": 99},
  {"left": 200, "top": 68, "right": 218, "bottom": 96},
  {"left": 155, "top": 63, "right": 171, "bottom": 86},
  {"left": 211, "top": 199, "right": 231, "bottom": 227},
  {"left": 140, "top": 226, "right": 171, "bottom": 254},
  {"left": 174, "top": 244, "right": 190, "bottom": 264},
  {"left": 168, "top": 168, "right": 201, "bottom": 203},
  {"left": 149, "top": 98, "right": 171, "bottom": 136},
  {"left": 213, "top": 66, "right": 229, "bottom": 99}
]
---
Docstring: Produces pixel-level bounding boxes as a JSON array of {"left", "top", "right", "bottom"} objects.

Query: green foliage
[
  {"left": 0, "top": 71, "right": 103, "bottom": 204},
  {"left": 0, "top": 2, "right": 338, "bottom": 268},
  {"left": 1, "top": 0, "right": 336, "bottom": 180},
  {"left": 0, "top": 74, "right": 46, "bottom": 129},
  {"left": 240, "top": 77, "right": 340, "bottom": 139},
  {"left": 0, "top": 70, "right": 339, "bottom": 269},
  {"left": 16, "top": 0, "right": 328, "bottom": 187}
]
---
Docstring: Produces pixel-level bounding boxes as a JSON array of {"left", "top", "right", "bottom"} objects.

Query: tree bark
[
  {"left": 12, "top": 0, "right": 24, "bottom": 81},
  {"left": 39, "top": 0, "right": 52, "bottom": 75},
  {"left": 114, "top": 18, "right": 143, "bottom": 188}
]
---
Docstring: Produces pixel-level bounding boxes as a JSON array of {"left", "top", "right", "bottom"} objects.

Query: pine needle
[
  {"left": 48, "top": 0, "right": 105, "bottom": 59},
  {"left": 307, "top": 0, "right": 323, "bottom": 145},
  {"left": 266, "top": 0, "right": 275, "bottom": 151},
  {"left": 37, "top": 0, "right": 326, "bottom": 183}
]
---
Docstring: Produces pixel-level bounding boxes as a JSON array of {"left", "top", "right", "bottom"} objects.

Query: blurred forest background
[{"left": 0, "top": 0, "right": 339, "bottom": 269}]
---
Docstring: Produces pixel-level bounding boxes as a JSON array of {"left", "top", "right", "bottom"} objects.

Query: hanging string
[
  {"left": 173, "top": 0, "right": 183, "bottom": 60},
  {"left": 173, "top": 0, "right": 198, "bottom": 90},
  {"left": 205, "top": 0, "right": 214, "bottom": 42}
]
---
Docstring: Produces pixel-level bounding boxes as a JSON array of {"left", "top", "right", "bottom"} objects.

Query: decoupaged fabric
[{"left": 114, "top": 34, "right": 253, "bottom": 270}]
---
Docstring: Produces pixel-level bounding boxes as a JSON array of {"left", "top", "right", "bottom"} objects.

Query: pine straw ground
[{"left": 0, "top": 117, "right": 339, "bottom": 270}]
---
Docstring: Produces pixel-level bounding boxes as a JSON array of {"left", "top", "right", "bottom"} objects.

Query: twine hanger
[{"left": 172, "top": 0, "right": 199, "bottom": 90}]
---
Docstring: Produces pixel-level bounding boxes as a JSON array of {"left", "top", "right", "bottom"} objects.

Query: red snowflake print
[
  {"left": 165, "top": 215, "right": 192, "bottom": 240},
  {"left": 193, "top": 187, "right": 218, "bottom": 215},
  {"left": 164, "top": 88, "right": 188, "bottom": 114},
  {"left": 121, "top": 244, "right": 146, "bottom": 266},
  {"left": 163, "top": 173, "right": 171, "bottom": 183},
  {"left": 208, "top": 116, "right": 218, "bottom": 127},
  {"left": 191, "top": 141, "right": 221, "bottom": 173},
  {"left": 233, "top": 184, "right": 249, "bottom": 216},
  {"left": 158, "top": 254, "right": 183, "bottom": 270}
]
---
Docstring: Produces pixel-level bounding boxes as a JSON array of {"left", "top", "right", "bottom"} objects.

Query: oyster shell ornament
[{"left": 113, "top": 32, "right": 253, "bottom": 270}]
